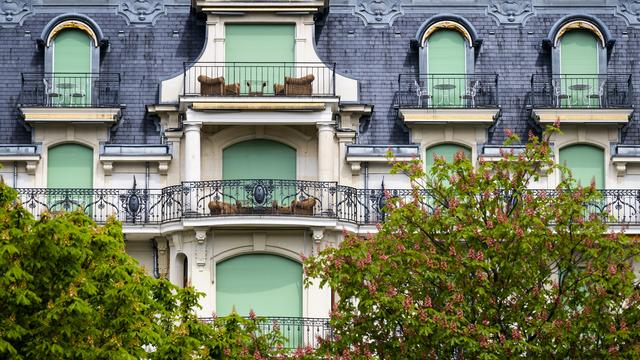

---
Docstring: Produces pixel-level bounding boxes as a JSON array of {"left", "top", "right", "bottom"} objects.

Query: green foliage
[
  {"left": 306, "top": 126, "right": 640, "bottom": 359},
  {"left": 0, "top": 181, "right": 291, "bottom": 359}
]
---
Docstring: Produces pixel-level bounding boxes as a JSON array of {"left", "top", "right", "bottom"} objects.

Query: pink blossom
[
  {"left": 249, "top": 309, "right": 256, "bottom": 320},
  {"left": 387, "top": 287, "right": 397, "bottom": 297},
  {"left": 608, "top": 264, "right": 617, "bottom": 275},
  {"left": 504, "top": 128, "right": 514, "bottom": 137}
]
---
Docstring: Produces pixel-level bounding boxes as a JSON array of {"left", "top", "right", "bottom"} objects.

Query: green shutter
[
  {"left": 560, "top": 30, "right": 599, "bottom": 107},
  {"left": 48, "top": 144, "right": 93, "bottom": 188},
  {"left": 216, "top": 254, "right": 302, "bottom": 317},
  {"left": 425, "top": 144, "right": 471, "bottom": 170},
  {"left": 559, "top": 144, "right": 604, "bottom": 189},
  {"left": 52, "top": 29, "right": 92, "bottom": 106},
  {"left": 225, "top": 24, "right": 295, "bottom": 94},
  {"left": 223, "top": 139, "right": 296, "bottom": 180},
  {"left": 427, "top": 30, "right": 466, "bottom": 107}
]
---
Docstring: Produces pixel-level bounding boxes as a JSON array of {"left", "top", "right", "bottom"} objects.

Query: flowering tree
[{"left": 305, "top": 126, "right": 640, "bottom": 358}]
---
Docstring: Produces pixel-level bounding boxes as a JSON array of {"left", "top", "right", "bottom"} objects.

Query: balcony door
[
  {"left": 425, "top": 143, "right": 471, "bottom": 170},
  {"left": 426, "top": 29, "right": 466, "bottom": 107},
  {"left": 224, "top": 24, "right": 295, "bottom": 95},
  {"left": 52, "top": 29, "right": 92, "bottom": 106},
  {"left": 47, "top": 144, "right": 93, "bottom": 212},
  {"left": 559, "top": 30, "right": 599, "bottom": 107}
]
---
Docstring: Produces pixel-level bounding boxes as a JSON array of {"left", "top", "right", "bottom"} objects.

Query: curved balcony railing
[
  {"left": 13, "top": 182, "right": 640, "bottom": 226},
  {"left": 20, "top": 73, "right": 121, "bottom": 108},
  {"left": 199, "top": 316, "right": 331, "bottom": 350}
]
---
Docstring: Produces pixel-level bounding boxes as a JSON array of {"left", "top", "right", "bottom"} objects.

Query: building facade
[{"left": 2, "top": 0, "right": 640, "bottom": 346}]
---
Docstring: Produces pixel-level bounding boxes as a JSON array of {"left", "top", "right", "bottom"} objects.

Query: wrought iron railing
[
  {"left": 183, "top": 179, "right": 337, "bottom": 218},
  {"left": 183, "top": 62, "right": 336, "bottom": 97},
  {"left": 530, "top": 73, "right": 632, "bottom": 109},
  {"left": 20, "top": 73, "right": 121, "bottom": 108},
  {"left": 13, "top": 183, "right": 640, "bottom": 226},
  {"left": 199, "top": 316, "right": 331, "bottom": 350},
  {"left": 396, "top": 73, "right": 499, "bottom": 109}
]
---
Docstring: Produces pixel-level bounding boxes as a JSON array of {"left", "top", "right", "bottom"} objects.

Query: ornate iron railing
[
  {"left": 530, "top": 73, "right": 632, "bottom": 109},
  {"left": 396, "top": 73, "right": 499, "bottom": 109},
  {"left": 183, "top": 62, "right": 336, "bottom": 97},
  {"left": 182, "top": 179, "right": 337, "bottom": 218},
  {"left": 13, "top": 183, "right": 640, "bottom": 226},
  {"left": 199, "top": 316, "right": 331, "bottom": 350},
  {"left": 20, "top": 73, "right": 121, "bottom": 108}
]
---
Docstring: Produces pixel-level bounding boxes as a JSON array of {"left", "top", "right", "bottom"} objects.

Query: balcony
[
  {"left": 182, "top": 62, "right": 335, "bottom": 112},
  {"left": 14, "top": 183, "right": 640, "bottom": 227},
  {"left": 530, "top": 74, "right": 633, "bottom": 124},
  {"left": 199, "top": 317, "right": 331, "bottom": 350},
  {"left": 19, "top": 73, "right": 122, "bottom": 124},
  {"left": 396, "top": 73, "right": 500, "bottom": 125}
]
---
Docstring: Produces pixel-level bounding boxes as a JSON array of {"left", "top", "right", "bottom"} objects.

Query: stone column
[
  {"left": 317, "top": 122, "right": 335, "bottom": 182},
  {"left": 183, "top": 122, "right": 202, "bottom": 182}
]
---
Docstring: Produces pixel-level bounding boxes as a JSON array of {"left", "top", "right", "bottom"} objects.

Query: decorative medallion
[
  {"left": 118, "top": 0, "right": 166, "bottom": 26},
  {"left": 617, "top": 0, "right": 640, "bottom": 26},
  {"left": 487, "top": 0, "right": 534, "bottom": 25},
  {"left": 353, "top": 0, "right": 404, "bottom": 28},
  {"left": 0, "top": 0, "right": 32, "bottom": 27}
]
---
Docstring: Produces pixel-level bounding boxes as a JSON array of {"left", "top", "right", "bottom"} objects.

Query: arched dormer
[
  {"left": 40, "top": 14, "right": 106, "bottom": 75},
  {"left": 415, "top": 14, "right": 482, "bottom": 76},
  {"left": 545, "top": 15, "right": 614, "bottom": 76}
]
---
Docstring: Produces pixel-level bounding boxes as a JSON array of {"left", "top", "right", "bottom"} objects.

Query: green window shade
[
  {"left": 425, "top": 143, "right": 471, "bottom": 170},
  {"left": 216, "top": 254, "right": 302, "bottom": 317},
  {"left": 559, "top": 144, "right": 604, "bottom": 189},
  {"left": 47, "top": 144, "right": 93, "bottom": 212},
  {"left": 225, "top": 24, "right": 295, "bottom": 94},
  {"left": 52, "top": 29, "right": 92, "bottom": 106},
  {"left": 427, "top": 30, "right": 466, "bottom": 107},
  {"left": 48, "top": 144, "right": 93, "bottom": 188},
  {"left": 560, "top": 30, "right": 599, "bottom": 107},
  {"left": 223, "top": 139, "right": 296, "bottom": 180}
]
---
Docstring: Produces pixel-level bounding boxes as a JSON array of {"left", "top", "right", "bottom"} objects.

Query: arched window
[
  {"left": 415, "top": 16, "right": 481, "bottom": 108},
  {"left": 51, "top": 29, "right": 92, "bottom": 106},
  {"left": 216, "top": 254, "right": 302, "bottom": 317},
  {"left": 223, "top": 139, "right": 296, "bottom": 180},
  {"left": 425, "top": 143, "right": 471, "bottom": 169},
  {"left": 175, "top": 254, "right": 188, "bottom": 288},
  {"left": 559, "top": 144, "right": 604, "bottom": 188}
]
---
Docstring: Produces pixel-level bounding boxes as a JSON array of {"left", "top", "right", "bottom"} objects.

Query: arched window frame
[
  {"left": 414, "top": 14, "right": 482, "bottom": 76},
  {"left": 39, "top": 14, "right": 106, "bottom": 74},
  {"left": 545, "top": 15, "right": 615, "bottom": 75}
]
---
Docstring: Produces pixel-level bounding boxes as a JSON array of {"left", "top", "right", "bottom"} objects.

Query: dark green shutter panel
[
  {"left": 47, "top": 144, "right": 93, "bottom": 188},
  {"left": 559, "top": 144, "right": 604, "bottom": 189},
  {"left": 216, "top": 254, "right": 303, "bottom": 317},
  {"left": 560, "top": 30, "right": 599, "bottom": 107},
  {"left": 52, "top": 30, "right": 92, "bottom": 106},
  {"left": 425, "top": 144, "right": 471, "bottom": 170},
  {"left": 223, "top": 139, "right": 296, "bottom": 180},
  {"left": 427, "top": 30, "right": 466, "bottom": 107}
]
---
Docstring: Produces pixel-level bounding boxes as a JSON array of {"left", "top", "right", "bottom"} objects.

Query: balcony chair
[
  {"left": 208, "top": 200, "right": 240, "bottom": 215},
  {"left": 197, "top": 75, "right": 240, "bottom": 96},
  {"left": 586, "top": 79, "right": 606, "bottom": 108},
  {"left": 552, "top": 79, "right": 571, "bottom": 107},
  {"left": 460, "top": 80, "right": 480, "bottom": 107},
  {"left": 274, "top": 74, "right": 315, "bottom": 96},
  {"left": 414, "top": 80, "right": 431, "bottom": 108},
  {"left": 42, "top": 78, "right": 61, "bottom": 106}
]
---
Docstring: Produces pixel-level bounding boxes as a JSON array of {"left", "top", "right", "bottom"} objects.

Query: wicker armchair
[
  {"left": 274, "top": 74, "right": 315, "bottom": 96},
  {"left": 197, "top": 75, "right": 240, "bottom": 96}
]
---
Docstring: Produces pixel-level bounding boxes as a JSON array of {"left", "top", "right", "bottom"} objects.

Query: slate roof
[
  {"left": 0, "top": 8, "right": 205, "bottom": 145},
  {"left": 314, "top": 10, "right": 640, "bottom": 146}
]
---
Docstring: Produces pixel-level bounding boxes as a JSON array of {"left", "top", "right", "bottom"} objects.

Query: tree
[
  {"left": 305, "top": 126, "right": 640, "bottom": 359},
  {"left": 0, "top": 182, "right": 289, "bottom": 359}
]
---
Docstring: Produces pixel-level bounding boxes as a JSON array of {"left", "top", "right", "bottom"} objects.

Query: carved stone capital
[
  {"left": 312, "top": 228, "right": 324, "bottom": 244},
  {"left": 194, "top": 229, "right": 208, "bottom": 269}
]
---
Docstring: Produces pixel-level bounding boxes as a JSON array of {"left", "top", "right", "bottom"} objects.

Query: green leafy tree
[
  {"left": 306, "top": 126, "right": 640, "bottom": 358},
  {"left": 0, "top": 182, "right": 290, "bottom": 359}
]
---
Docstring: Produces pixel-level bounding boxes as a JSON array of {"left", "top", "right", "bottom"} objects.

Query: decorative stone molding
[
  {"left": 118, "top": 0, "right": 166, "bottom": 26},
  {"left": 171, "top": 233, "right": 183, "bottom": 254},
  {"left": 156, "top": 237, "right": 169, "bottom": 278},
  {"left": 312, "top": 228, "right": 324, "bottom": 244},
  {"left": 0, "top": 0, "right": 32, "bottom": 28},
  {"left": 617, "top": 0, "right": 640, "bottom": 26},
  {"left": 353, "top": 0, "right": 404, "bottom": 28},
  {"left": 487, "top": 0, "right": 534, "bottom": 25},
  {"left": 194, "top": 229, "right": 208, "bottom": 270}
]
